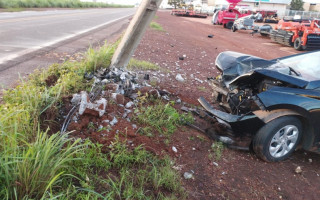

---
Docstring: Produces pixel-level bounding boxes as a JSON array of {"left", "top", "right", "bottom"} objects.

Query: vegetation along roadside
[
  {"left": 0, "top": 38, "right": 188, "bottom": 199},
  {"left": 0, "top": 0, "right": 133, "bottom": 9}
]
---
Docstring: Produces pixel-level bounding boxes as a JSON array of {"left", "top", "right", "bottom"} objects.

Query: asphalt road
[
  {"left": 0, "top": 8, "right": 135, "bottom": 64},
  {"left": 0, "top": 8, "right": 135, "bottom": 88}
]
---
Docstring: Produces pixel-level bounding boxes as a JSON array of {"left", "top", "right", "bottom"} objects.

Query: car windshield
[{"left": 277, "top": 51, "right": 320, "bottom": 81}]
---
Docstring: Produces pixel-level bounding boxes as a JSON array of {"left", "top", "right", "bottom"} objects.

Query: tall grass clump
[
  {"left": 0, "top": 131, "right": 82, "bottom": 199},
  {"left": 0, "top": 0, "right": 133, "bottom": 9}
]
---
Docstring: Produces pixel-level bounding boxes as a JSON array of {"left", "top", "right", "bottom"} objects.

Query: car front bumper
[{"left": 198, "top": 96, "right": 265, "bottom": 149}]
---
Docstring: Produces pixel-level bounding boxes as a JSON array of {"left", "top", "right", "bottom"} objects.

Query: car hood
[
  {"left": 215, "top": 51, "right": 275, "bottom": 82},
  {"left": 215, "top": 51, "right": 310, "bottom": 88}
]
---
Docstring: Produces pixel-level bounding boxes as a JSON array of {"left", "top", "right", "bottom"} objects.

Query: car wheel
[
  {"left": 294, "top": 37, "right": 306, "bottom": 51},
  {"left": 231, "top": 25, "right": 237, "bottom": 32},
  {"left": 226, "top": 21, "right": 233, "bottom": 29},
  {"left": 253, "top": 116, "right": 302, "bottom": 162}
]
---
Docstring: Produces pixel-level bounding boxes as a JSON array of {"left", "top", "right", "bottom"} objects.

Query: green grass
[
  {"left": 0, "top": 131, "right": 82, "bottom": 199},
  {"left": 127, "top": 58, "right": 161, "bottom": 71},
  {"left": 135, "top": 100, "right": 193, "bottom": 137},
  {"left": 0, "top": 0, "right": 133, "bottom": 9},
  {"left": 59, "top": 137, "right": 186, "bottom": 199},
  {"left": 150, "top": 22, "right": 165, "bottom": 31},
  {"left": 196, "top": 135, "right": 207, "bottom": 142},
  {"left": 210, "top": 142, "right": 224, "bottom": 160}
]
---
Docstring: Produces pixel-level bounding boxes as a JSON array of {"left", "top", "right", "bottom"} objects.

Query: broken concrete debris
[
  {"left": 183, "top": 171, "right": 194, "bottom": 179},
  {"left": 125, "top": 101, "right": 134, "bottom": 108},
  {"left": 110, "top": 117, "right": 118, "bottom": 126},
  {"left": 76, "top": 91, "right": 107, "bottom": 117},
  {"left": 175, "top": 74, "right": 185, "bottom": 82},
  {"left": 295, "top": 166, "right": 302, "bottom": 174},
  {"left": 172, "top": 146, "right": 178, "bottom": 153},
  {"left": 61, "top": 67, "right": 180, "bottom": 134},
  {"left": 212, "top": 162, "right": 219, "bottom": 167},
  {"left": 195, "top": 78, "right": 203, "bottom": 83}
]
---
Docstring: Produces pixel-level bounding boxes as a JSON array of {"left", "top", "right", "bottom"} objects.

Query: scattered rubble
[
  {"left": 125, "top": 101, "right": 134, "bottom": 108},
  {"left": 183, "top": 172, "right": 194, "bottom": 179},
  {"left": 172, "top": 146, "right": 178, "bottom": 153},
  {"left": 76, "top": 92, "right": 107, "bottom": 117},
  {"left": 175, "top": 74, "right": 185, "bottom": 82},
  {"left": 195, "top": 78, "right": 203, "bottom": 83},
  {"left": 110, "top": 117, "right": 118, "bottom": 126},
  {"left": 295, "top": 166, "right": 302, "bottom": 174}
]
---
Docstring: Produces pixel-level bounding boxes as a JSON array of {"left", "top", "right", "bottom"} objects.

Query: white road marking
[{"left": 0, "top": 13, "right": 132, "bottom": 65}]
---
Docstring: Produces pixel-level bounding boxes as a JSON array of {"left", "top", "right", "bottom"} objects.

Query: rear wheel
[
  {"left": 226, "top": 21, "right": 233, "bottom": 29},
  {"left": 253, "top": 116, "right": 302, "bottom": 162},
  {"left": 294, "top": 37, "right": 307, "bottom": 51}
]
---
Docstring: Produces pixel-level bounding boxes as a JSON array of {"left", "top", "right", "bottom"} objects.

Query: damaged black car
[{"left": 198, "top": 50, "right": 320, "bottom": 162}]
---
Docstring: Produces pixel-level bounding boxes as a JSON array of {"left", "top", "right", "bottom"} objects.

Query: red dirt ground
[{"left": 131, "top": 10, "right": 320, "bottom": 200}]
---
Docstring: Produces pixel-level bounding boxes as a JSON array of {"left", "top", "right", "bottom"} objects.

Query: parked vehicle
[
  {"left": 198, "top": 51, "right": 320, "bottom": 162},
  {"left": 171, "top": 3, "right": 207, "bottom": 18},
  {"left": 211, "top": 0, "right": 250, "bottom": 29},
  {"left": 231, "top": 14, "right": 273, "bottom": 36},
  {"left": 271, "top": 18, "right": 320, "bottom": 50},
  {"left": 255, "top": 10, "right": 278, "bottom": 23}
]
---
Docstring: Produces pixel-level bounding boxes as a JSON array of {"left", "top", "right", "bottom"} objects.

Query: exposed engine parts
[{"left": 209, "top": 77, "right": 284, "bottom": 115}]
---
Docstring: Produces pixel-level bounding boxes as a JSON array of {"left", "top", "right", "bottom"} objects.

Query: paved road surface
[
  {"left": 0, "top": 8, "right": 135, "bottom": 88},
  {"left": 0, "top": 8, "right": 135, "bottom": 64}
]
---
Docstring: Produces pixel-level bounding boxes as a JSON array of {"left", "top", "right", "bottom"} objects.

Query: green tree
[
  {"left": 290, "top": 0, "right": 304, "bottom": 11},
  {"left": 168, "top": 0, "right": 185, "bottom": 9}
]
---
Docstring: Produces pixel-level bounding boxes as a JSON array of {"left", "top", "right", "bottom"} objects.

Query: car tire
[
  {"left": 253, "top": 116, "right": 302, "bottom": 162},
  {"left": 226, "top": 21, "right": 233, "bottom": 29},
  {"left": 294, "top": 37, "right": 306, "bottom": 51},
  {"left": 231, "top": 25, "right": 237, "bottom": 32}
]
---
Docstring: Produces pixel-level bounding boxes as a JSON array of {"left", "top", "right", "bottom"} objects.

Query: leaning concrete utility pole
[{"left": 110, "top": 0, "right": 163, "bottom": 69}]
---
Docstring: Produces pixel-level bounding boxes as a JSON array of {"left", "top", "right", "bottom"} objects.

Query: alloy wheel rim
[{"left": 269, "top": 125, "right": 299, "bottom": 158}]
